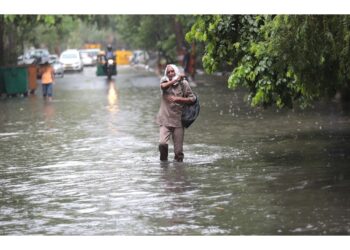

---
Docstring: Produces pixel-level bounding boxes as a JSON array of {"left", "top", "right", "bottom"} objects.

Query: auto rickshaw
[{"left": 96, "top": 51, "right": 117, "bottom": 79}]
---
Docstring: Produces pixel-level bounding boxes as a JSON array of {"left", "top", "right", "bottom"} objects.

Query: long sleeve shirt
[{"left": 156, "top": 77, "right": 196, "bottom": 127}]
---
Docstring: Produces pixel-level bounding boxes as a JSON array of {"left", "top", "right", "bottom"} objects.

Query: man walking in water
[{"left": 156, "top": 64, "right": 196, "bottom": 162}]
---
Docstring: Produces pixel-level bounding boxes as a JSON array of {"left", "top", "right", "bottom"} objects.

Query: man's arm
[
  {"left": 168, "top": 80, "right": 196, "bottom": 104},
  {"left": 160, "top": 75, "right": 184, "bottom": 89},
  {"left": 167, "top": 95, "right": 195, "bottom": 104},
  {"left": 160, "top": 78, "right": 178, "bottom": 89}
]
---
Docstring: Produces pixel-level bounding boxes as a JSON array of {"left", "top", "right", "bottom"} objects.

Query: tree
[
  {"left": 0, "top": 15, "right": 118, "bottom": 65},
  {"left": 186, "top": 15, "right": 350, "bottom": 108},
  {"left": 116, "top": 16, "right": 177, "bottom": 62},
  {"left": 116, "top": 15, "right": 195, "bottom": 63},
  {"left": 0, "top": 15, "right": 68, "bottom": 65}
]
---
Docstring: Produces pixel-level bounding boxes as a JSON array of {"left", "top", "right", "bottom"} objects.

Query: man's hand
[
  {"left": 179, "top": 73, "right": 186, "bottom": 79},
  {"left": 167, "top": 95, "right": 179, "bottom": 103},
  {"left": 176, "top": 74, "right": 185, "bottom": 82},
  {"left": 161, "top": 74, "right": 186, "bottom": 89}
]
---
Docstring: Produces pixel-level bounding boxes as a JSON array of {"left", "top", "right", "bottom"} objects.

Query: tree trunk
[
  {"left": 189, "top": 42, "right": 196, "bottom": 79},
  {"left": 6, "top": 23, "right": 18, "bottom": 65},
  {"left": 173, "top": 17, "right": 184, "bottom": 52},
  {"left": 173, "top": 17, "right": 185, "bottom": 65}
]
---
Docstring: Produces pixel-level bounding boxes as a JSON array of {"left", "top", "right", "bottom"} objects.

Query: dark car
[
  {"left": 30, "top": 49, "right": 50, "bottom": 64},
  {"left": 18, "top": 49, "right": 50, "bottom": 65}
]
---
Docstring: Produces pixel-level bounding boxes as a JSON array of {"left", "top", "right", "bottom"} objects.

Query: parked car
[
  {"left": 79, "top": 50, "right": 94, "bottom": 66},
  {"left": 59, "top": 49, "right": 83, "bottom": 72},
  {"left": 17, "top": 55, "right": 25, "bottom": 65},
  {"left": 32, "top": 49, "right": 50, "bottom": 64},
  {"left": 49, "top": 54, "right": 64, "bottom": 78},
  {"left": 17, "top": 48, "right": 50, "bottom": 65},
  {"left": 86, "top": 49, "right": 100, "bottom": 65}
]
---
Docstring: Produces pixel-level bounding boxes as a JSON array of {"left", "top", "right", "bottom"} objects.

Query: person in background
[
  {"left": 40, "top": 58, "right": 55, "bottom": 102},
  {"left": 105, "top": 44, "right": 115, "bottom": 60},
  {"left": 156, "top": 64, "right": 196, "bottom": 162},
  {"left": 104, "top": 44, "right": 116, "bottom": 74},
  {"left": 182, "top": 46, "right": 191, "bottom": 77}
]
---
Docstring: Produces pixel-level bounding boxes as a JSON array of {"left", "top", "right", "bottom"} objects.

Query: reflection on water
[
  {"left": 44, "top": 102, "right": 55, "bottom": 122},
  {"left": 161, "top": 163, "right": 192, "bottom": 194},
  {"left": 107, "top": 80, "right": 119, "bottom": 114},
  {"left": 0, "top": 66, "right": 349, "bottom": 235},
  {"left": 106, "top": 80, "right": 119, "bottom": 135}
]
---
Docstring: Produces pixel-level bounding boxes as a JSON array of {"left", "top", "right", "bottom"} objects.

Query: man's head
[
  {"left": 166, "top": 65, "right": 176, "bottom": 80},
  {"left": 165, "top": 64, "right": 181, "bottom": 81},
  {"left": 107, "top": 44, "right": 112, "bottom": 51}
]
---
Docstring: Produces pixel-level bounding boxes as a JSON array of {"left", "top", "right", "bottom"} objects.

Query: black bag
[{"left": 182, "top": 92, "right": 200, "bottom": 128}]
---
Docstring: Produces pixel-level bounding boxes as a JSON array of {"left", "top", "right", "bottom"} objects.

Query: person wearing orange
[{"left": 40, "top": 58, "right": 55, "bottom": 101}]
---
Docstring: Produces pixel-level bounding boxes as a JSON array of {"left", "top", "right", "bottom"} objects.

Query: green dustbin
[
  {"left": 3, "top": 66, "right": 28, "bottom": 95},
  {"left": 0, "top": 67, "right": 6, "bottom": 94}
]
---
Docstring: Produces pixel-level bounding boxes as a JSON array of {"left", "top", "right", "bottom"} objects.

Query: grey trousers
[{"left": 159, "top": 125, "right": 184, "bottom": 161}]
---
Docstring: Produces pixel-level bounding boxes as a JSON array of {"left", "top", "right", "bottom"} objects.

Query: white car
[
  {"left": 85, "top": 49, "right": 100, "bottom": 64},
  {"left": 59, "top": 49, "right": 83, "bottom": 72},
  {"left": 49, "top": 55, "right": 64, "bottom": 78},
  {"left": 79, "top": 50, "right": 94, "bottom": 66}
]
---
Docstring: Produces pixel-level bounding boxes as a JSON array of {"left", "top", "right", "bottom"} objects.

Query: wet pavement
[{"left": 0, "top": 66, "right": 350, "bottom": 235}]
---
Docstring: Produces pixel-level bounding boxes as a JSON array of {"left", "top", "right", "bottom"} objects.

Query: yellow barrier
[
  {"left": 116, "top": 50, "right": 132, "bottom": 65},
  {"left": 84, "top": 43, "right": 101, "bottom": 49}
]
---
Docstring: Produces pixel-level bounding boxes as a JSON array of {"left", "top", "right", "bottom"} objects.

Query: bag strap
[
  {"left": 180, "top": 79, "right": 197, "bottom": 102},
  {"left": 180, "top": 79, "right": 185, "bottom": 97},
  {"left": 180, "top": 77, "right": 190, "bottom": 97}
]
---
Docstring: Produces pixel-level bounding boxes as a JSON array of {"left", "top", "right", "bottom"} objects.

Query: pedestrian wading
[{"left": 156, "top": 64, "right": 196, "bottom": 162}]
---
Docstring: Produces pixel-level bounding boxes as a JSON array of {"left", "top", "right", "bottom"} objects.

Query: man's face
[{"left": 166, "top": 66, "right": 175, "bottom": 80}]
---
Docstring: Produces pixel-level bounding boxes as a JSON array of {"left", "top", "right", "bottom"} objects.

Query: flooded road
[{"left": 0, "top": 66, "right": 350, "bottom": 235}]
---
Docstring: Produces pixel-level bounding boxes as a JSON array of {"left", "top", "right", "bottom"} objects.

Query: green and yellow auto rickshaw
[{"left": 96, "top": 51, "right": 117, "bottom": 79}]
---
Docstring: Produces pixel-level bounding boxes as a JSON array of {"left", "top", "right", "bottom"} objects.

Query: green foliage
[
  {"left": 268, "top": 15, "right": 350, "bottom": 106},
  {"left": 187, "top": 15, "right": 350, "bottom": 108},
  {"left": 116, "top": 15, "right": 195, "bottom": 62},
  {"left": 0, "top": 15, "right": 124, "bottom": 65},
  {"left": 186, "top": 15, "right": 241, "bottom": 74},
  {"left": 1, "top": 15, "right": 196, "bottom": 66},
  {"left": 2, "top": 15, "right": 74, "bottom": 62},
  {"left": 115, "top": 15, "right": 176, "bottom": 61}
]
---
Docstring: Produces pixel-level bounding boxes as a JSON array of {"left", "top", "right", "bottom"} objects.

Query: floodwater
[{"left": 0, "top": 66, "right": 349, "bottom": 235}]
